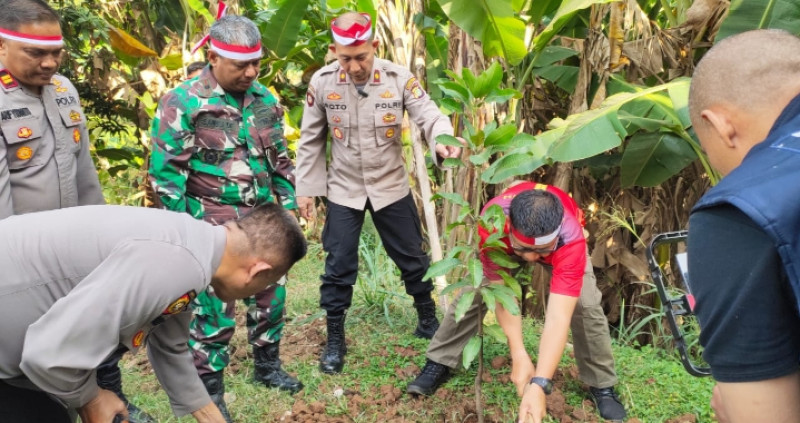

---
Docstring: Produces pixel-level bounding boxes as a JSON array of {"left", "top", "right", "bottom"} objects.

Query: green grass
[{"left": 120, "top": 236, "right": 715, "bottom": 422}]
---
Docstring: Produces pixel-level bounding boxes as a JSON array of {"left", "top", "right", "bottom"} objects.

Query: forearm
[
  {"left": 534, "top": 293, "right": 577, "bottom": 379},
  {"left": 191, "top": 402, "right": 227, "bottom": 423},
  {"left": 495, "top": 294, "right": 526, "bottom": 356}
]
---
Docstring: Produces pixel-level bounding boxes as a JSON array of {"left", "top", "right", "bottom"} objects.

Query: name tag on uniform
[{"left": 196, "top": 115, "right": 239, "bottom": 133}]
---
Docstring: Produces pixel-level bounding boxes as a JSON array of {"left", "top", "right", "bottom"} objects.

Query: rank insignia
[
  {"left": 332, "top": 115, "right": 341, "bottom": 124},
  {"left": 373, "top": 70, "right": 381, "bottom": 83},
  {"left": 382, "top": 113, "right": 396, "bottom": 124},
  {"left": 69, "top": 110, "right": 81, "bottom": 122},
  {"left": 17, "top": 127, "right": 32, "bottom": 139},
  {"left": 16, "top": 146, "right": 32, "bottom": 160},
  {"left": 327, "top": 92, "right": 342, "bottom": 101},
  {"left": 132, "top": 330, "right": 145, "bottom": 347},
  {"left": 338, "top": 70, "right": 347, "bottom": 83},
  {"left": 333, "top": 127, "right": 343, "bottom": 139},
  {"left": 73, "top": 128, "right": 80, "bottom": 144},
  {"left": 51, "top": 78, "right": 61, "bottom": 86},
  {"left": 385, "top": 128, "right": 395, "bottom": 138},
  {"left": 0, "top": 69, "right": 17, "bottom": 89},
  {"left": 163, "top": 290, "right": 197, "bottom": 315},
  {"left": 56, "top": 86, "right": 68, "bottom": 93},
  {"left": 379, "top": 90, "right": 394, "bottom": 99}
]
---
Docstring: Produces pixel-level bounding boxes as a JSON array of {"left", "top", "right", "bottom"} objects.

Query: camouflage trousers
[{"left": 189, "top": 275, "right": 287, "bottom": 374}]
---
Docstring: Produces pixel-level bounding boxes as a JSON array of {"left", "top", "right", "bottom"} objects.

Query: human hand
[
  {"left": 434, "top": 136, "right": 466, "bottom": 160},
  {"left": 518, "top": 382, "right": 547, "bottom": 423},
  {"left": 77, "top": 388, "right": 128, "bottom": 423},
  {"left": 510, "top": 351, "right": 535, "bottom": 397},
  {"left": 297, "top": 196, "right": 315, "bottom": 220},
  {"left": 191, "top": 401, "right": 229, "bottom": 423},
  {"left": 711, "top": 384, "right": 730, "bottom": 423}
]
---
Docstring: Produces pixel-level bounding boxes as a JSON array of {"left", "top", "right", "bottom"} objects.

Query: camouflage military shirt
[{"left": 149, "top": 67, "right": 295, "bottom": 224}]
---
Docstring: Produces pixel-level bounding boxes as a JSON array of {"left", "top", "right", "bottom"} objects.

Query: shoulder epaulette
[{"left": 0, "top": 69, "right": 18, "bottom": 90}]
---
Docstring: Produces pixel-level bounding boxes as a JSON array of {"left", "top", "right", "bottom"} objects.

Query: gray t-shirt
[{"left": 0, "top": 205, "right": 226, "bottom": 416}]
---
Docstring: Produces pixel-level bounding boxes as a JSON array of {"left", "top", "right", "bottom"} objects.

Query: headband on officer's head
[
  {"left": 330, "top": 13, "right": 372, "bottom": 46},
  {"left": 510, "top": 223, "right": 562, "bottom": 246},
  {"left": 0, "top": 27, "right": 63, "bottom": 47}
]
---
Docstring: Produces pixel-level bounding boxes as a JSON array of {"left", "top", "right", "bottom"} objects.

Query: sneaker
[
  {"left": 589, "top": 386, "right": 627, "bottom": 421},
  {"left": 407, "top": 359, "right": 450, "bottom": 396}
]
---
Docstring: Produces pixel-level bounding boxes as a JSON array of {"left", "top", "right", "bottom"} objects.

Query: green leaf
[
  {"left": 482, "top": 287, "right": 496, "bottom": 313},
  {"left": 717, "top": 0, "right": 800, "bottom": 40},
  {"left": 483, "top": 151, "right": 546, "bottom": 183},
  {"left": 532, "top": 0, "right": 618, "bottom": 52},
  {"left": 483, "top": 15, "right": 527, "bottom": 65},
  {"left": 442, "top": 158, "right": 465, "bottom": 167},
  {"left": 668, "top": 79, "right": 692, "bottom": 129},
  {"left": 423, "top": 257, "right": 461, "bottom": 280},
  {"left": 185, "top": 0, "right": 213, "bottom": 24},
  {"left": 485, "top": 87, "right": 521, "bottom": 104},
  {"left": 436, "top": 134, "right": 464, "bottom": 147},
  {"left": 454, "top": 290, "right": 476, "bottom": 322},
  {"left": 484, "top": 123, "right": 517, "bottom": 147},
  {"left": 462, "top": 336, "right": 481, "bottom": 369},
  {"left": 433, "top": 191, "right": 469, "bottom": 207},
  {"left": 158, "top": 53, "right": 184, "bottom": 71},
  {"left": 469, "top": 146, "right": 495, "bottom": 165},
  {"left": 484, "top": 323, "right": 508, "bottom": 344},
  {"left": 491, "top": 285, "right": 520, "bottom": 315},
  {"left": 468, "top": 258, "right": 483, "bottom": 288},
  {"left": 470, "top": 61, "right": 504, "bottom": 99},
  {"left": 441, "top": 278, "right": 472, "bottom": 297},
  {"left": 263, "top": 0, "right": 310, "bottom": 57},
  {"left": 500, "top": 271, "right": 523, "bottom": 299},
  {"left": 486, "top": 249, "right": 521, "bottom": 269},
  {"left": 532, "top": 46, "right": 579, "bottom": 67},
  {"left": 620, "top": 132, "right": 698, "bottom": 188},
  {"left": 95, "top": 147, "right": 140, "bottom": 161},
  {"left": 534, "top": 65, "right": 579, "bottom": 93},
  {"left": 447, "top": 245, "right": 473, "bottom": 259},
  {"left": 438, "top": 81, "right": 472, "bottom": 104},
  {"left": 326, "top": 0, "right": 347, "bottom": 10}
]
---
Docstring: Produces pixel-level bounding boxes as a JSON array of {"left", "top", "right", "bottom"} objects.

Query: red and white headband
[
  {"left": 0, "top": 27, "right": 63, "bottom": 47},
  {"left": 331, "top": 13, "right": 372, "bottom": 46},
  {"left": 190, "top": 1, "right": 262, "bottom": 60},
  {"left": 510, "top": 223, "right": 562, "bottom": 246}
]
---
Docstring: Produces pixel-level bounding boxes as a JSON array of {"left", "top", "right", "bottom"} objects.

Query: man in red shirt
[{"left": 408, "top": 182, "right": 625, "bottom": 422}]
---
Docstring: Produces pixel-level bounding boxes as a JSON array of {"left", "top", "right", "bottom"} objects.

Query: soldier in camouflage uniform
[{"left": 149, "top": 15, "right": 301, "bottom": 423}]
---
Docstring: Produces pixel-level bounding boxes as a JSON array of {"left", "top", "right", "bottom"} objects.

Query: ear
[
  {"left": 700, "top": 108, "right": 737, "bottom": 148},
  {"left": 371, "top": 40, "right": 379, "bottom": 49},
  {"left": 329, "top": 44, "right": 337, "bottom": 55},
  {"left": 207, "top": 50, "right": 220, "bottom": 67},
  {"left": 247, "top": 260, "right": 272, "bottom": 280}
]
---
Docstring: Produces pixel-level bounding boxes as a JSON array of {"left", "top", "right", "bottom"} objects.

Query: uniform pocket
[
  {"left": 327, "top": 113, "right": 350, "bottom": 147},
  {"left": 374, "top": 111, "right": 400, "bottom": 146},
  {"left": 1, "top": 120, "right": 45, "bottom": 169}
]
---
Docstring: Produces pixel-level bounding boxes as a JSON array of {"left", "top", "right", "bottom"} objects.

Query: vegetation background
[{"left": 52, "top": 0, "right": 798, "bottom": 420}]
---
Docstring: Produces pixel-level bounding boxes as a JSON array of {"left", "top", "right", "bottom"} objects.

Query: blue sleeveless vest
[{"left": 693, "top": 96, "right": 800, "bottom": 311}]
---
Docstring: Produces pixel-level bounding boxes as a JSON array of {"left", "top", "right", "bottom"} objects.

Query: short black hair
[
  {"left": 0, "top": 0, "right": 59, "bottom": 31},
  {"left": 186, "top": 61, "right": 206, "bottom": 75},
  {"left": 508, "top": 190, "right": 564, "bottom": 237},
  {"left": 236, "top": 203, "right": 307, "bottom": 272}
]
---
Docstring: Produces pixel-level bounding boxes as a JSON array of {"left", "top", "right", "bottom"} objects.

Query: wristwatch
[{"left": 529, "top": 377, "right": 553, "bottom": 395}]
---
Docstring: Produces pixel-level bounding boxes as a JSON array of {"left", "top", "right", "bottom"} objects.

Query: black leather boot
[
  {"left": 413, "top": 299, "right": 440, "bottom": 339},
  {"left": 96, "top": 362, "right": 155, "bottom": 423},
  {"left": 319, "top": 314, "right": 347, "bottom": 374},
  {"left": 200, "top": 371, "right": 233, "bottom": 423},
  {"left": 253, "top": 342, "right": 303, "bottom": 394},
  {"left": 407, "top": 359, "right": 451, "bottom": 396}
]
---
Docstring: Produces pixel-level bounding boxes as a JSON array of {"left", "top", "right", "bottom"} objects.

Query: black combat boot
[
  {"left": 253, "top": 342, "right": 303, "bottom": 394},
  {"left": 200, "top": 371, "right": 233, "bottom": 423},
  {"left": 413, "top": 299, "right": 440, "bottom": 339},
  {"left": 407, "top": 359, "right": 451, "bottom": 396},
  {"left": 589, "top": 386, "right": 627, "bottom": 421},
  {"left": 319, "top": 314, "right": 347, "bottom": 374},
  {"left": 96, "top": 362, "right": 155, "bottom": 423}
]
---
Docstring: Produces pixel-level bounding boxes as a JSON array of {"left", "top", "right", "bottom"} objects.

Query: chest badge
[
  {"left": 332, "top": 115, "right": 341, "bottom": 124},
  {"left": 132, "top": 330, "right": 145, "bottom": 348},
  {"left": 51, "top": 78, "right": 61, "bottom": 86},
  {"left": 379, "top": 90, "right": 394, "bottom": 99},
  {"left": 16, "top": 146, "right": 33, "bottom": 160},
  {"left": 327, "top": 92, "right": 342, "bottom": 101},
  {"left": 55, "top": 86, "right": 68, "bottom": 93},
  {"left": 0, "top": 69, "right": 17, "bottom": 89},
  {"left": 333, "top": 127, "right": 344, "bottom": 139},
  {"left": 73, "top": 128, "right": 81, "bottom": 144},
  {"left": 17, "top": 127, "right": 32, "bottom": 139},
  {"left": 385, "top": 128, "right": 395, "bottom": 138},
  {"left": 69, "top": 110, "right": 81, "bottom": 123},
  {"left": 163, "top": 290, "right": 197, "bottom": 315},
  {"left": 382, "top": 113, "right": 396, "bottom": 124}
]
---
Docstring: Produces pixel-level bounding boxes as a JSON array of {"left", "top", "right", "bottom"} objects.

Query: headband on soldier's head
[
  {"left": 330, "top": 13, "right": 372, "bottom": 46},
  {"left": 0, "top": 27, "right": 63, "bottom": 47}
]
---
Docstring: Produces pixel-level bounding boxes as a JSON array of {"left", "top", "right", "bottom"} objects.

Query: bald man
[{"left": 687, "top": 29, "right": 800, "bottom": 423}]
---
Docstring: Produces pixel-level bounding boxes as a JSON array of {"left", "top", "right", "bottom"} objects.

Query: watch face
[{"left": 531, "top": 377, "right": 553, "bottom": 395}]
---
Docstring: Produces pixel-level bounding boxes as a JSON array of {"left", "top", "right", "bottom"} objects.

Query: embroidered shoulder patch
[{"left": 162, "top": 290, "right": 197, "bottom": 315}]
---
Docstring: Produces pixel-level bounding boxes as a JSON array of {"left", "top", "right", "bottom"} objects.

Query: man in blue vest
[{"left": 687, "top": 29, "right": 800, "bottom": 423}]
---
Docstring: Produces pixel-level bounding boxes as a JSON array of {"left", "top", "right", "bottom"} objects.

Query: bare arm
[{"left": 191, "top": 402, "right": 229, "bottom": 423}]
